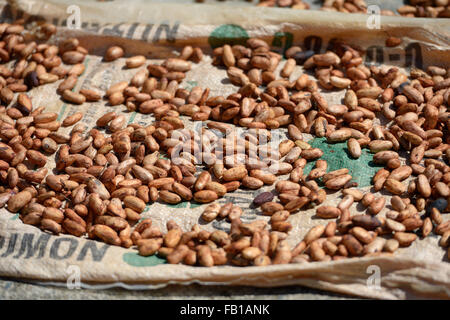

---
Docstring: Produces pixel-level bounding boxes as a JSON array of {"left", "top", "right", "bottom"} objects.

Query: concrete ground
[{"left": 0, "top": 277, "right": 356, "bottom": 300}]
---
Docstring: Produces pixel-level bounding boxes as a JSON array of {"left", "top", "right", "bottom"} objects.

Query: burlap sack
[{"left": 0, "top": 0, "right": 449, "bottom": 299}]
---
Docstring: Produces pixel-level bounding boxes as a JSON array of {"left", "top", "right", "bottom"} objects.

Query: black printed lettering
[
  {"left": 126, "top": 22, "right": 140, "bottom": 39},
  {"left": 13, "top": 233, "right": 50, "bottom": 259},
  {"left": 304, "top": 36, "right": 322, "bottom": 53},
  {"left": 0, "top": 235, "right": 4, "bottom": 251},
  {"left": 0, "top": 233, "right": 17, "bottom": 258},
  {"left": 366, "top": 45, "right": 384, "bottom": 65},
  {"left": 50, "top": 238, "right": 78, "bottom": 260},
  {"left": 405, "top": 43, "right": 423, "bottom": 69},
  {"left": 153, "top": 22, "right": 179, "bottom": 43},
  {"left": 141, "top": 24, "right": 154, "bottom": 41}
]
